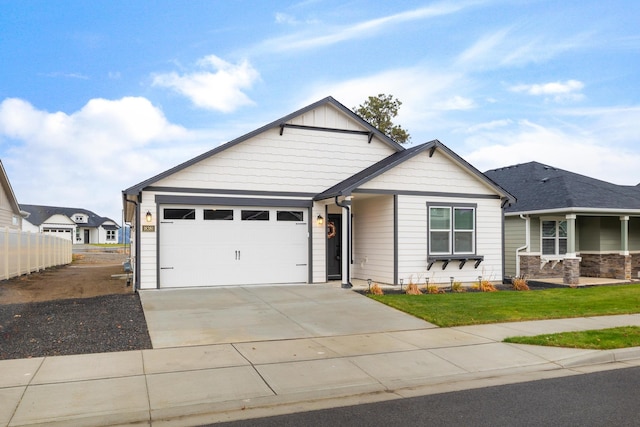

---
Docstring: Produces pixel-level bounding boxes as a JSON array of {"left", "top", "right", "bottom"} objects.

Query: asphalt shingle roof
[
  {"left": 484, "top": 161, "right": 640, "bottom": 213},
  {"left": 20, "top": 204, "right": 119, "bottom": 228}
]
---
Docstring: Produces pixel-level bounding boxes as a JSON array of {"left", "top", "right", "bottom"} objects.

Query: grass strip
[
  {"left": 504, "top": 326, "right": 640, "bottom": 350},
  {"left": 368, "top": 284, "right": 640, "bottom": 327}
]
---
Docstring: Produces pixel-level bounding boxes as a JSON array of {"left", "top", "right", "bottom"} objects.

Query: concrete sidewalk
[{"left": 2, "top": 314, "right": 640, "bottom": 426}]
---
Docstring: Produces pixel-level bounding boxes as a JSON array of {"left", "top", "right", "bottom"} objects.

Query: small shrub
[
  {"left": 480, "top": 280, "right": 498, "bottom": 292},
  {"left": 72, "top": 254, "right": 85, "bottom": 262},
  {"left": 451, "top": 281, "right": 466, "bottom": 293},
  {"left": 370, "top": 283, "right": 384, "bottom": 295},
  {"left": 405, "top": 282, "right": 422, "bottom": 295},
  {"left": 512, "top": 276, "right": 530, "bottom": 291},
  {"left": 426, "top": 285, "right": 443, "bottom": 294}
]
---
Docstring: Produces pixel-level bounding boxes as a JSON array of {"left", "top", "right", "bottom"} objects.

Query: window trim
[
  {"left": 427, "top": 202, "right": 477, "bottom": 256},
  {"left": 540, "top": 217, "right": 568, "bottom": 257}
]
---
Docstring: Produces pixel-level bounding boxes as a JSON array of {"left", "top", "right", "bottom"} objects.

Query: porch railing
[{"left": 0, "top": 227, "right": 73, "bottom": 281}]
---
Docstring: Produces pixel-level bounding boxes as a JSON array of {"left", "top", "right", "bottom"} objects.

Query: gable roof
[
  {"left": 485, "top": 161, "right": 640, "bottom": 213},
  {"left": 0, "top": 160, "right": 27, "bottom": 217},
  {"left": 123, "top": 96, "right": 404, "bottom": 196},
  {"left": 315, "top": 140, "right": 515, "bottom": 201},
  {"left": 20, "top": 204, "right": 120, "bottom": 228}
]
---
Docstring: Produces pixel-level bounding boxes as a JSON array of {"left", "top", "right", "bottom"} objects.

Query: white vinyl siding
[
  {"left": 312, "top": 201, "right": 328, "bottom": 283},
  {"left": 359, "top": 149, "right": 498, "bottom": 196},
  {"left": 504, "top": 216, "right": 527, "bottom": 278},
  {"left": 154, "top": 106, "right": 396, "bottom": 194},
  {"left": 352, "top": 195, "right": 394, "bottom": 284}
]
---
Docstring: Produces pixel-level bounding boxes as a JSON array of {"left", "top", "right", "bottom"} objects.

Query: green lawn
[
  {"left": 504, "top": 326, "right": 640, "bottom": 350},
  {"left": 368, "top": 284, "right": 640, "bottom": 327}
]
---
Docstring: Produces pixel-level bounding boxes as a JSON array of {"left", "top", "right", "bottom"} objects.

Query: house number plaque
[{"left": 142, "top": 225, "right": 156, "bottom": 232}]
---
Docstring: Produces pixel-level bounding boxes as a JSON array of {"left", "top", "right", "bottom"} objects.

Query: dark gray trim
[
  {"left": 314, "top": 140, "right": 516, "bottom": 202},
  {"left": 135, "top": 206, "right": 141, "bottom": 291},
  {"left": 324, "top": 204, "right": 328, "bottom": 283},
  {"left": 147, "top": 186, "right": 317, "bottom": 198},
  {"left": 307, "top": 206, "right": 313, "bottom": 284},
  {"left": 393, "top": 194, "right": 398, "bottom": 285},
  {"left": 155, "top": 195, "right": 313, "bottom": 208},
  {"left": 353, "top": 188, "right": 501, "bottom": 199},
  {"left": 155, "top": 203, "right": 160, "bottom": 289},
  {"left": 280, "top": 123, "right": 371, "bottom": 137},
  {"left": 427, "top": 202, "right": 479, "bottom": 256},
  {"left": 123, "top": 96, "right": 404, "bottom": 195}
]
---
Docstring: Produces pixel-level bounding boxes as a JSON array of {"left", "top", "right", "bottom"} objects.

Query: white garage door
[{"left": 159, "top": 205, "right": 309, "bottom": 287}]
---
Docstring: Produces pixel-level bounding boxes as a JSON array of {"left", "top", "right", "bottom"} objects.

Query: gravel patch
[{"left": 0, "top": 294, "right": 152, "bottom": 360}]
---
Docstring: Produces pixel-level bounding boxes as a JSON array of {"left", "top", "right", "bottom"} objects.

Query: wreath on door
[{"left": 327, "top": 222, "right": 337, "bottom": 239}]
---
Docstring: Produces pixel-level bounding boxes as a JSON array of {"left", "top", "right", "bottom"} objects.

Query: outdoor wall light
[
  {"left": 316, "top": 214, "right": 324, "bottom": 226},
  {"left": 145, "top": 211, "right": 152, "bottom": 223}
]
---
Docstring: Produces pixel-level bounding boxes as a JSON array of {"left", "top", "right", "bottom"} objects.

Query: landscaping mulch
[{"left": 0, "top": 294, "right": 152, "bottom": 360}]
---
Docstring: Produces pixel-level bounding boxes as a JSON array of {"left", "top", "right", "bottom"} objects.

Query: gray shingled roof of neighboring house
[
  {"left": 20, "top": 204, "right": 120, "bottom": 228},
  {"left": 484, "top": 161, "right": 640, "bottom": 213}
]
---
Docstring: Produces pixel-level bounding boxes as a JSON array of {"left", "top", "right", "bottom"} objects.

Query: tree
[{"left": 354, "top": 94, "right": 411, "bottom": 144}]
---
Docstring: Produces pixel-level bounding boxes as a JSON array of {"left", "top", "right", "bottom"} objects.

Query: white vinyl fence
[{"left": 0, "top": 227, "right": 73, "bottom": 280}]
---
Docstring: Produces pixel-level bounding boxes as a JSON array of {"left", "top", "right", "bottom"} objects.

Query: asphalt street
[{"left": 212, "top": 366, "right": 640, "bottom": 427}]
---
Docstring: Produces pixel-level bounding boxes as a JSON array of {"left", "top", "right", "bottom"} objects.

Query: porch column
[
  {"left": 620, "top": 216, "right": 630, "bottom": 256},
  {"left": 563, "top": 214, "right": 580, "bottom": 285},
  {"left": 565, "top": 214, "right": 577, "bottom": 257},
  {"left": 340, "top": 196, "right": 352, "bottom": 288}
]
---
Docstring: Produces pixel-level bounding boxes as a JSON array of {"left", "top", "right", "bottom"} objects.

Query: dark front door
[
  {"left": 327, "top": 214, "right": 342, "bottom": 280},
  {"left": 84, "top": 229, "right": 90, "bottom": 244}
]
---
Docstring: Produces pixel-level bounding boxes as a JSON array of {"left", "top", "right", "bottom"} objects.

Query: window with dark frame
[
  {"left": 204, "top": 209, "right": 234, "bottom": 220},
  {"left": 428, "top": 205, "right": 476, "bottom": 255},
  {"left": 276, "top": 211, "right": 304, "bottom": 221},
  {"left": 241, "top": 210, "right": 269, "bottom": 221},
  {"left": 163, "top": 208, "right": 196, "bottom": 220}
]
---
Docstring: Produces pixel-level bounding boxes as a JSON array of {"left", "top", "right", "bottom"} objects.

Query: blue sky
[{"left": 1, "top": 0, "right": 639, "bottom": 222}]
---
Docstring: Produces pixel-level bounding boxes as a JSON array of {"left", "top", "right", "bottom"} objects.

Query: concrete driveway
[{"left": 139, "top": 284, "right": 435, "bottom": 348}]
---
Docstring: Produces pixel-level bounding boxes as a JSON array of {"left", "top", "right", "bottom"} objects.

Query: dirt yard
[{"left": 0, "top": 249, "right": 133, "bottom": 304}]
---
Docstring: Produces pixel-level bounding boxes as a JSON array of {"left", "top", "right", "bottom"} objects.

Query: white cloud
[
  {"left": 260, "top": 1, "right": 479, "bottom": 53},
  {"left": 464, "top": 119, "right": 512, "bottom": 133},
  {"left": 437, "top": 95, "right": 476, "bottom": 110},
  {"left": 456, "top": 28, "right": 593, "bottom": 69},
  {"left": 509, "top": 79, "right": 585, "bottom": 102},
  {"left": 0, "top": 97, "right": 208, "bottom": 222},
  {"left": 152, "top": 55, "right": 260, "bottom": 112}
]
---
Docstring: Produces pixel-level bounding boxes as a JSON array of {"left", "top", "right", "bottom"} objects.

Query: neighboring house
[
  {"left": 0, "top": 160, "right": 29, "bottom": 229},
  {"left": 21, "top": 205, "right": 120, "bottom": 244},
  {"left": 123, "top": 97, "right": 513, "bottom": 290},
  {"left": 485, "top": 162, "right": 640, "bottom": 285}
]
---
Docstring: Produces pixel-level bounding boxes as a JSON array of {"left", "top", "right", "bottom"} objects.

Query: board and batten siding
[
  {"left": 397, "top": 195, "right": 503, "bottom": 285},
  {"left": 352, "top": 195, "right": 394, "bottom": 284},
  {"left": 312, "top": 201, "right": 328, "bottom": 283},
  {"left": 153, "top": 106, "right": 397, "bottom": 194}
]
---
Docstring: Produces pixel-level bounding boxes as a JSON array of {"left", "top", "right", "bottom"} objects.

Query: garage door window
[
  {"left": 241, "top": 210, "right": 269, "bottom": 221},
  {"left": 164, "top": 208, "right": 196, "bottom": 220},
  {"left": 204, "top": 209, "right": 234, "bottom": 220},
  {"left": 277, "top": 211, "right": 303, "bottom": 221}
]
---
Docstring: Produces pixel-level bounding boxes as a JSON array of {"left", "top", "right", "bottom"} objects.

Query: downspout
[
  {"left": 335, "top": 195, "right": 352, "bottom": 288},
  {"left": 123, "top": 196, "right": 139, "bottom": 290},
  {"left": 515, "top": 214, "right": 530, "bottom": 277}
]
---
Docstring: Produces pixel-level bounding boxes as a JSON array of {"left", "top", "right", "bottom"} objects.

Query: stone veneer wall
[
  {"left": 563, "top": 258, "right": 580, "bottom": 285},
  {"left": 631, "top": 254, "right": 640, "bottom": 280},
  {"left": 519, "top": 255, "right": 564, "bottom": 279},
  {"left": 580, "top": 253, "right": 631, "bottom": 280}
]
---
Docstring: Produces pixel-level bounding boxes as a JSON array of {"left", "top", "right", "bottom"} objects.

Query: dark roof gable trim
[
  {"left": 124, "top": 96, "right": 403, "bottom": 196},
  {"left": 279, "top": 123, "right": 374, "bottom": 143}
]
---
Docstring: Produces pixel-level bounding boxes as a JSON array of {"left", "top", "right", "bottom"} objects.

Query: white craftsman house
[
  {"left": 123, "top": 97, "right": 513, "bottom": 290},
  {"left": 21, "top": 205, "right": 120, "bottom": 244}
]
